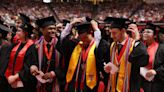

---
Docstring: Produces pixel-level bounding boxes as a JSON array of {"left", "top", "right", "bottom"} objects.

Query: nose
[
  {"left": 142, "top": 32, "right": 148, "bottom": 36},
  {"left": 47, "top": 29, "right": 53, "bottom": 34}
]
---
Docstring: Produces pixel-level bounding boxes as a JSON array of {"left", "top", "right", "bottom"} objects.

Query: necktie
[
  {"left": 46, "top": 44, "right": 51, "bottom": 52},
  {"left": 118, "top": 44, "right": 123, "bottom": 54}
]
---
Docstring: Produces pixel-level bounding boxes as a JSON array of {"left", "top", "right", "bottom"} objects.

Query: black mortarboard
[
  {"left": 75, "top": 22, "right": 92, "bottom": 34},
  {"left": 144, "top": 22, "right": 157, "bottom": 34},
  {"left": 103, "top": 17, "right": 114, "bottom": 24},
  {"left": 36, "top": 16, "right": 56, "bottom": 28},
  {"left": 157, "top": 25, "right": 164, "bottom": 34},
  {"left": 0, "top": 24, "right": 13, "bottom": 33},
  {"left": 127, "top": 20, "right": 137, "bottom": 26},
  {"left": 0, "top": 24, "right": 13, "bottom": 38},
  {"left": 159, "top": 27, "right": 164, "bottom": 34},
  {"left": 85, "top": 16, "right": 92, "bottom": 22},
  {"left": 19, "top": 23, "right": 34, "bottom": 36},
  {"left": 145, "top": 23, "right": 156, "bottom": 30},
  {"left": 62, "top": 19, "right": 70, "bottom": 26},
  {"left": 19, "top": 13, "right": 30, "bottom": 24},
  {"left": 104, "top": 17, "right": 130, "bottom": 29}
]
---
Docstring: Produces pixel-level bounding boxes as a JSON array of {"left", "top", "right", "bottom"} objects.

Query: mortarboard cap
[
  {"left": 103, "top": 17, "right": 114, "bottom": 24},
  {"left": 75, "top": 22, "right": 92, "bottom": 34},
  {"left": 127, "top": 20, "right": 137, "bottom": 26},
  {"left": 19, "top": 23, "right": 34, "bottom": 36},
  {"left": 36, "top": 16, "right": 56, "bottom": 28},
  {"left": 104, "top": 17, "right": 130, "bottom": 29},
  {"left": 62, "top": 19, "right": 70, "bottom": 26},
  {"left": 159, "top": 27, "right": 164, "bottom": 34},
  {"left": 144, "top": 22, "right": 157, "bottom": 35},
  {"left": 145, "top": 22, "right": 156, "bottom": 30},
  {"left": 19, "top": 13, "right": 30, "bottom": 24},
  {"left": 85, "top": 16, "right": 92, "bottom": 22},
  {"left": 111, "top": 18, "right": 130, "bottom": 29},
  {"left": 0, "top": 24, "right": 13, "bottom": 38},
  {"left": 156, "top": 25, "right": 164, "bottom": 34},
  {"left": 0, "top": 24, "right": 13, "bottom": 33}
]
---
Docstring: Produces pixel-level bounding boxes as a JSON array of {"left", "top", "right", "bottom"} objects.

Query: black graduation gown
[
  {"left": 58, "top": 35, "right": 110, "bottom": 92},
  {"left": 37, "top": 42, "right": 62, "bottom": 92},
  {"left": 0, "top": 39, "right": 9, "bottom": 48},
  {"left": 0, "top": 43, "right": 38, "bottom": 92},
  {"left": 128, "top": 41, "right": 149, "bottom": 92},
  {"left": 141, "top": 44, "right": 164, "bottom": 92}
]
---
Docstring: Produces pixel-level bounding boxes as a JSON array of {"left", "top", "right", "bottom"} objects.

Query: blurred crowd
[
  {"left": 96, "top": 1, "right": 164, "bottom": 22},
  {"left": 0, "top": 1, "right": 164, "bottom": 25}
]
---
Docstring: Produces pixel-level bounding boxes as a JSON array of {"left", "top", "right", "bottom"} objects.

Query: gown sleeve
[
  {"left": 154, "top": 44, "right": 164, "bottom": 81},
  {"left": 18, "top": 44, "right": 38, "bottom": 85},
  {"left": 129, "top": 41, "right": 149, "bottom": 67}
]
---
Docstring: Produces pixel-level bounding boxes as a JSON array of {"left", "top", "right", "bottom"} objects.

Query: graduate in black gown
[
  {"left": 0, "top": 21, "right": 37, "bottom": 92},
  {"left": 0, "top": 23, "right": 11, "bottom": 48},
  {"left": 157, "top": 26, "right": 164, "bottom": 44},
  {"left": 140, "top": 23, "right": 164, "bottom": 92},
  {"left": 30, "top": 16, "right": 62, "bottom": 92},
  {"left": 59, "top": 18, "right": 109, "bottom": 92},
  {"left": 103, "top": 17, "right": 149, "bottom": 92}
]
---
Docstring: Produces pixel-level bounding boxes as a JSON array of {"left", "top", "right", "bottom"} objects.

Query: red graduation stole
[
  {"left": 116, "top": 37, "right": 129, "bottom": 64},
  {"left": 43, "top": 42, "right": 54, "bottom": 72},
  {"left": 5, "top": 40, "right": 33, "bottom": 79},
  {"left": 146, "top": 41, "right": 159, "bottom": 69}
]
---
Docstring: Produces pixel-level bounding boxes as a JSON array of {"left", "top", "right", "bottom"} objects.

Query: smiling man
[{"left": 30, "top": 16, "right": 61, "bottom": 92}]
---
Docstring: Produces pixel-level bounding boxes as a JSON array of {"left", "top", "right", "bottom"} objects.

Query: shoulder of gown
[{"left": 129, "top": 41, "right": 149, "bottom": 67}]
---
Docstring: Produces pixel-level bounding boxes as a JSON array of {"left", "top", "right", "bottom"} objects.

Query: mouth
[
  {"left": 50, "top": 34, "right": 56, "bottom": 37},
  {"left": 142, "top": 37, "right": 148, "bottom": 40}
]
